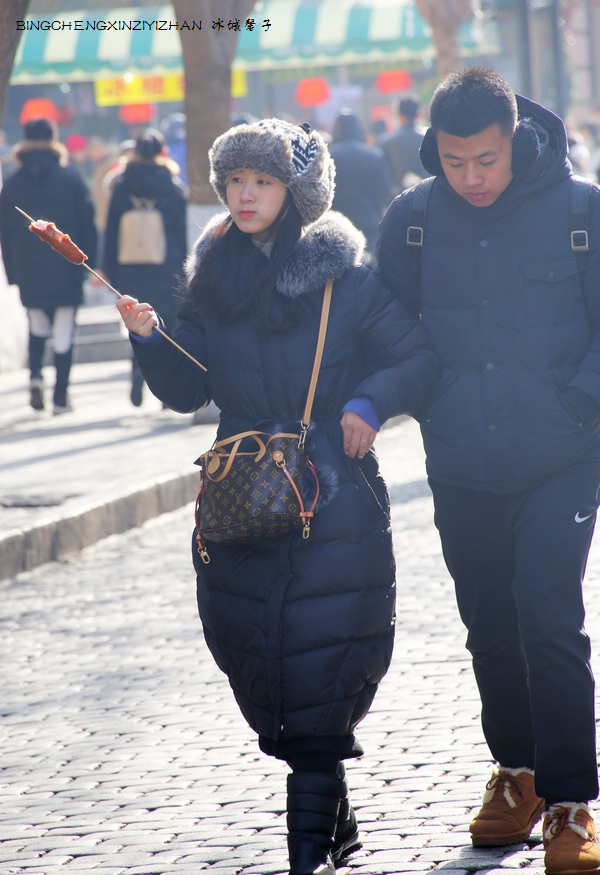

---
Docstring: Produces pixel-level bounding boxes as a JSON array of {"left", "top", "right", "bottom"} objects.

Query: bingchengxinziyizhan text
[{"left": 16, "top": 18, "right": 272, "bottom": 32}]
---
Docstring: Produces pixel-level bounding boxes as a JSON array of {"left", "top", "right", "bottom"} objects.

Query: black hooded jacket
[
  {"left": 0, "top": 144, "right": 97, "bottom": 309},
  {"left": 329, "top": 112, "right": 394, "bottom": 248},
  {"left": 103, "top": 159, "right": 187, "bottom": 327},
  {"left": 377, "top": 95, "right": 600, "bottom": 493}
]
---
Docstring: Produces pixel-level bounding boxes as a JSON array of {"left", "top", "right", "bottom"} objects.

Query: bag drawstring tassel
[
  {"left": 273, "top": 451, "right": 320, "bottom": 540},
  {"left": 194, "top": 489, "right": 211, "bottom": 563}
]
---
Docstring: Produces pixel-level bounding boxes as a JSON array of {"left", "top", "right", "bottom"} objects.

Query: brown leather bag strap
[{"left": 301, "top": 279, "right": 333, "bottom": 431}]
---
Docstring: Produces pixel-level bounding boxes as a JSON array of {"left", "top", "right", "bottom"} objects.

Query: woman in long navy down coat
[{"left": 116, "top": 118, "right": 439, "bottom": 875}]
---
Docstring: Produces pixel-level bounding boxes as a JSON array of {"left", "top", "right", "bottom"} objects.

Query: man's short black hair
[
  {"left": 397, "top": 94, "right": 420, "bottom": 121},
  {"left": 430, "top": 66, "right": 518, "bottom": 139}
]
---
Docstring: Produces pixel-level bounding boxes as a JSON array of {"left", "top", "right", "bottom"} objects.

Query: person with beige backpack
[
  {"left": 103, "top": 127, "right": 187, "bottom": 406},
  {"left": 116, "top": 117, "right": 439, "bottom": 875}
]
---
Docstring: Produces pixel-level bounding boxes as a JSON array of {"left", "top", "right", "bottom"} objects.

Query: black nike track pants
[{"left": 429, "top": 460, "right": 600, "bottom": 805}]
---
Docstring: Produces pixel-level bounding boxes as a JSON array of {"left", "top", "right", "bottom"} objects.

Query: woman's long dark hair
[{"left": 189, "top": 192, "right": 313, "bottom": 333}]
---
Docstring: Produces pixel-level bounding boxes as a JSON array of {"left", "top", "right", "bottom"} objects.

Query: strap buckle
[
  {"left": 406, "top": 225, "right": 424, "bottom": 247},
  {"left": 571, "top": 229, "right": 589, "bottom": 252}
]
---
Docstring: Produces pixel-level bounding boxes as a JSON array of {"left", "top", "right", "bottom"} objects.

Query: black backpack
[{"left": 406, "top": 174, "right": 593, "bottom": 278}]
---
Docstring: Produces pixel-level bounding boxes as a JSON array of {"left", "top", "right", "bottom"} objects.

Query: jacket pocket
[
  {"left": 543, "top": 373, "right": 586, "bottom": 428},
  {"left": 523, "top": 259, "right": 579, "bottom": 284}
]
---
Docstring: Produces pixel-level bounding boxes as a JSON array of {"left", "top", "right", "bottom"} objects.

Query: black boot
[
  {"left": 53, "top": 350, "right": 74, "bottom": 414},
  {"left": 28, "top": 333, "right": 46, "bottom": 380},
  {"left": 332, "top": 762, "right": 361, "bottom": 864},
  {"left": 130, "top": 360, "right": 144, "bottom": 407},
  {"left": 287, "top": 772, "right": 341, "bottom": 875}
]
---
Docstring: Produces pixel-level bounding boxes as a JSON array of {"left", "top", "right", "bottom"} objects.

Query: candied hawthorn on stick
[{"left": 28, "top": 219, "right": 88, "bottom": 264}]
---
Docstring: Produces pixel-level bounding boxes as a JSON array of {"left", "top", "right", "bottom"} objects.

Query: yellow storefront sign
[{"left": 95, "top": 70, "right": 247, "bottom": 106}]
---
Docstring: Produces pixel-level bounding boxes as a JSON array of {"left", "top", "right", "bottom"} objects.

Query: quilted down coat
[
  {"left": 378, "top": 95, "right": 600, "bottom": 493},
  {"left": 0, "top": 143, "right": 97, "bottom": 309},
  {"left": 130, "top": 210, "right": 439, "bottom": 751}
]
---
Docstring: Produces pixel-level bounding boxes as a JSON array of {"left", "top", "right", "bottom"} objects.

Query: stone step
[{"left": 73, "top": 303, "right": 131, "bottom": 363}]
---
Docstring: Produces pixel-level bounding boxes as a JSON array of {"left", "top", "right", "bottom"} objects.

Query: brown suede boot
[
  {"left": 543, "top": 803, "right": 600, "bottom": 874},
  {"left": 469, "top": 766, "right": 545, "bottom": 846}
]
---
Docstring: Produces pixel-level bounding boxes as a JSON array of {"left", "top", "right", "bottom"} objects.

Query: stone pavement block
[{"left": 349, "top": 861, "right": 433, "bottom": 873}]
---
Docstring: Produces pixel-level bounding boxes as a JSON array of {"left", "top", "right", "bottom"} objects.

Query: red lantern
[
  {"left": 118, "top": 103, "right": 156, "bottom": 125},
  {"left": 57, "top": 105, "right": 75, "bottom": 127},
  {"left": 295, "top": 77, "right": 331, "bottom": 108},
  {"left": 375, "top": 70, "right": 414, "bottom": 94},
  {"left": 19, "top": 98, "right": 60, "bottom": 124}
]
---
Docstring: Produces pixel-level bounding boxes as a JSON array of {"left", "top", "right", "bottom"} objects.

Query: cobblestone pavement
[{"left": 2, "top": 419, "right": 600, "bottom": 874}]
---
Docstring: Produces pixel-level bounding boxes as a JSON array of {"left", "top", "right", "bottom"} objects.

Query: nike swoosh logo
[{"left": 575, "top": 510, "right": 596, "bottom": 523}]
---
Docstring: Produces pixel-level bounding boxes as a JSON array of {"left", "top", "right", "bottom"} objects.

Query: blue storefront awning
[{"left": 11, "top": 1, "right": 500, "bottom": 83}]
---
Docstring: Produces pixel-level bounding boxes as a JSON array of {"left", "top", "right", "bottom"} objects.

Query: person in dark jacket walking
[
  {"left": 0, "top": 117, "right": 97, "bottom": 414},
  {"left": 378, "top": 93, "right": 427, "bottom": 194},
  {"left": 328, "top": 109, "right": 394, "bottom": 253},
  {"left": 116, "top": 117, "right": 439, "bottom": 875},
  {"left": 377, "top": 67, "right": 600, "bottom": 875},
  {"left": 102, "top": 128, "right": 187, "bottom": 406}
]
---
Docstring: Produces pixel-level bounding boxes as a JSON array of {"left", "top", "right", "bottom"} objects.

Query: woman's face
[{"left": 226, "top": 168, "right": 288, "bottom": 242}]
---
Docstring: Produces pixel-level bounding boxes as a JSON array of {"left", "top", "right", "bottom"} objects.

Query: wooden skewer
[{"left": 15, "top": 206, "right": 207, "bottom": 372}]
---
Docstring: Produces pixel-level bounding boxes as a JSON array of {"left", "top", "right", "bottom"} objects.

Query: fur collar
[
  {"left": 12, "top": 140, "right": 69, "bottom": 167},
  {"left": 185, "top": 209, "right": 365, "bottom": 299}
]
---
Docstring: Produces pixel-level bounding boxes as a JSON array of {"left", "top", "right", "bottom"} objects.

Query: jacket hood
[
  {"left": 419, "top": 94, "right": 570, "bottom": 190},
  {"left": 116, "top": 158, "right": 181, "bottom": 199},
  {"left": 186, "top": 209, "right": 365, "bottom": 299}
]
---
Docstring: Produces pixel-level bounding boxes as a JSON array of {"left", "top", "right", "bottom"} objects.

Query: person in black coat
[
  {"left": 378, "top": 93, "right": 427, "bottom": 194},
  {"left": 0, "top": 118, "right": 97, "bottom": 414},
  {"left": 328, "top": 109, "right": 394, "bottom": 253},
  {"left": 377, "top": 67, "right": 600, "bottom": 873},
  {"left": 102, "top": 128, "right": 187, "bottom": 406},
  {"left": 116, "top": 118, "right": 439, "bottom": 875}
]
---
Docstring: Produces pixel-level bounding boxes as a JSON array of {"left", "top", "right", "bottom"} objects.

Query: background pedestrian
[
  {"left": 378, "top": 93, "right": 427, "bottom": 193},
  {"left": 328, "top": 109, "right": 394, "bottom": 254},
  {"left": 0, "top": 116, "right": 97, "bottom": 414},
  {"left": 102, "top": 127, "right": 187, "bottom": 406}
]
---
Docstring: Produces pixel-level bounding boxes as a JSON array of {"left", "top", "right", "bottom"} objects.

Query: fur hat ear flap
[{"left": 209, "top": 118, "right": 335, "bottom": 225}]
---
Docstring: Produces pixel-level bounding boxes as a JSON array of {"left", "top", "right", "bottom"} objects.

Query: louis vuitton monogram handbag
[{"left": 194, "top": 280, "right": 333, "bottom": 563}]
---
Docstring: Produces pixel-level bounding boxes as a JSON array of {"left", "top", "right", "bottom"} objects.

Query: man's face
[{"left": 436, "top": 123, "right": 513, "bottom": 207}]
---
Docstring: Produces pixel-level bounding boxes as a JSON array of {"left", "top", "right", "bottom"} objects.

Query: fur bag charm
[{"left": 193, "top": 280, "right": 333, "bottom": 563}]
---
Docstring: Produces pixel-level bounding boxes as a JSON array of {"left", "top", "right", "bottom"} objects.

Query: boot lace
[
  {"left": 545, "top": 806, "right": 570, "bottom": 840},
  {"left": 486, "top": 772, "right": 523, "bottom": 801}
]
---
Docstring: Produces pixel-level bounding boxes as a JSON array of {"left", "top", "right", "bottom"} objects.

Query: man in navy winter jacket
[{"left": 377, "top": 67, "right": 600, "bottom": 875}]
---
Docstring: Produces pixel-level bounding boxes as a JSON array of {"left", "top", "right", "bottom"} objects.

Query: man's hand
[{"left": 341, "top": 410, "right": 377, "bottom": 459}]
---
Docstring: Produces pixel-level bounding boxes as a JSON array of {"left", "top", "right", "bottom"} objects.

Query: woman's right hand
[{"left": 116, "top": 295, "right": 159, "bottom": 337}]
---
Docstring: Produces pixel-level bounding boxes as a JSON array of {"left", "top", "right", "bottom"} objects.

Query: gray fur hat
[{"left": 209, "top": 118, "right": 335, "bottom": 225}]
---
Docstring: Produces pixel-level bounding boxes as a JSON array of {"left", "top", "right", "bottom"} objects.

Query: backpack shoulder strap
[
  {"left": 570, "top": 175, "right": 592, "bottom": 273},
  {"left": 406, "top": 174, "right": 592, "bottom": 265},
  {"left": 406, "top": 176, "right": 436, "bottom": 248}
]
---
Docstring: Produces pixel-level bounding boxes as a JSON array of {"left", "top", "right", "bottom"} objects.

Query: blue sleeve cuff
[
  {"left": 130, "top": 328, "right": 161, "bottom": 345},
  {"left": 342, "top": 397, "right": 381, "bottom": 431}
]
